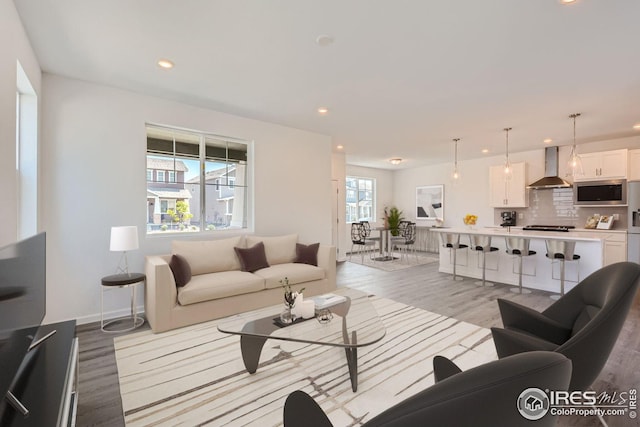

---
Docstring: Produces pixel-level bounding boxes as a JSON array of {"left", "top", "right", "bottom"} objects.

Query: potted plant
[{"left": 385, "top": 206, "right": 404, "bottom": 236}]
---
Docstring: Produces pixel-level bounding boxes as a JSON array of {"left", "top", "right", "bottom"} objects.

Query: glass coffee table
[{"left": 217, "top": 288, "right": 386, "bottom": 392}]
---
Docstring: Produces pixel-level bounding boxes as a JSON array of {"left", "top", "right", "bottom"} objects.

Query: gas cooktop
[{"left": 522, "top": 225, "right": 576, "bottom": 232}]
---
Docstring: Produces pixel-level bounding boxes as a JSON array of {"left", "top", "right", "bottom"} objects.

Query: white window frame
[
  {"left": 16, "top": 61, "right": 38, "bottom": 240},
  {"left": 146, "top": 123, "right": 253, "bottom": 235},
  {"left": 157, "top": 170, "right": 165, "bottom": 182},
  {"left": 346, "top": 176, "right": 376, "bottom": 223}
]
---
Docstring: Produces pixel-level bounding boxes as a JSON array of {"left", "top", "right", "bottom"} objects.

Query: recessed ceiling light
[
  {"left": 560, "top": 0, "right": 577, "bottom": 4},
  {"left": 316, "top": 35, "right": 334, "bottom": 47},
  {"left": 317, "top": 107, "right": 329, "bottom": 115},
  {"left": 157, "top": 59, "right": 174, "bottom": 69},
  {"left": 633, "top": 124, "right": 640, "bottom": 130},
  {"left": 544, "top": 138, "right": 553, "bottom": 143},
  {"left": 336, "top": 145, "right": 344, "bottom": 150},
  {"left": 481, "top": 149, "right": 489, "bottom": 154},
  {"left": 389, "top": 158, "right": 403, "bottom": 165}
]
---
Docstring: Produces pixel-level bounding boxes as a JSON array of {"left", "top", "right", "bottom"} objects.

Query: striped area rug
[{"left": 114, "top": 294, "right": 497, "bottom": 426}]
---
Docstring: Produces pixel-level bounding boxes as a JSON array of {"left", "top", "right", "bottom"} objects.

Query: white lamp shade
[{"left": 110, "top": 226, "right": 139, "bottom": 252}]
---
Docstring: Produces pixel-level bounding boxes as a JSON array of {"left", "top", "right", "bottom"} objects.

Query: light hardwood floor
[{"left": 75, "top": 259, "right": 640, "bottom": 426}]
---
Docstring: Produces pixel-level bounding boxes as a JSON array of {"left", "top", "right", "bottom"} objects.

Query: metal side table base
[{"left": 101, "top": 273, "right": 146, "bottom": 333}]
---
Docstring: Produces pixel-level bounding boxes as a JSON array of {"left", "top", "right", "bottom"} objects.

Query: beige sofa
[{"left": 145, "top": 234, "right": 336, "bottom": 332}]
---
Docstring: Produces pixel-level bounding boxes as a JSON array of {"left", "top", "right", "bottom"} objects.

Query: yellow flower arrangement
[{"left": 463, "top": 214, "right": 478, "bottom": 225}]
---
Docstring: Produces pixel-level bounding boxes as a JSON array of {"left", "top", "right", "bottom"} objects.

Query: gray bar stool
[
  {"left": 439, "top": 232, "right": 468, "bottom": 281},
  {"left": 545, "top": 239, "right": 580, "bottom": 300},
  {"left": 505, "top": 237, "right": 536, "bottom": 294},
  {"left": 469, "top": 234, "right": 499, "bottom": 287}
]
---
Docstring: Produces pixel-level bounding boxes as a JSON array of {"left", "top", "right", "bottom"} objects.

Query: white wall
[
  {"left": 346, "top": 165, "right": 394, "bottom": 222},
  {"left": 0, "top": 0, "right": 41, "bottom": 246},
  {"left": 393, "top": 150, "right": 549, "bottom": 228},
  {"left": 392, "top": 137, "right": 640, "bottom": 229},
  {"left": 331, "top": 152, "right": 347, "bottom": 261},
  {"left": 41, "top": 74, "right": 333, "bottom": 324}
]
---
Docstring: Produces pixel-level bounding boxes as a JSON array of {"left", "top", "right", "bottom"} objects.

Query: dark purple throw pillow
[
  {"left": 295, "top": 243, "right": 320, "bottom": 266},
  {"left": 234, "top": 242, "right": 270, "bottom": 272},
  {"left": 169, "top": 254, "right": 192, "bottom": 287}
]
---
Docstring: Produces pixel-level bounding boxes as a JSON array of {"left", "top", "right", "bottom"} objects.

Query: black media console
[{"left": 1, "top": 320, "right": 78, "bottom": 427}]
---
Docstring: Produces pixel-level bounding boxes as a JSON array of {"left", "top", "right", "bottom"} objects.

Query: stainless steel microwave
[{"left": 573, "top": 179, "right": 627, "bottom": 206}]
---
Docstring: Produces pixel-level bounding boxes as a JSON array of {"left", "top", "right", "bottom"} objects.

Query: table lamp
[{"left": 110, "top": 226, "right": 139, "bottom": 275}]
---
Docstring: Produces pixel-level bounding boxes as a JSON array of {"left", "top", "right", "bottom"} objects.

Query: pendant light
[
  {"left": 503, "top": 127, "right": 513, "bottom": 179},
  {"left": 567, "top": 113, "right": 583, "bottom": 178},
  {"left": 452, "top": 138, "right": 461, "bottom": 182}
]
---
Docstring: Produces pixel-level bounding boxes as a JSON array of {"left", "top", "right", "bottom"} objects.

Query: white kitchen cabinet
[
  {"left": 489, "top": 162, "right": 529, "bottom": 207},
  {"left": 603, "top": 233, "right": 627, "bottom": 266},
  {"left": 628, "top": 149, "right": 640, "bottom": 181},
  {"left": 574, "top": 149, "right": 627, "bottom": 181}
]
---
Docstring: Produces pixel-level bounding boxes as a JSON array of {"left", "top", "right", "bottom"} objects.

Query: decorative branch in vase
[{"left": 279, "top": 277, "right": 305, "bottom": 324}]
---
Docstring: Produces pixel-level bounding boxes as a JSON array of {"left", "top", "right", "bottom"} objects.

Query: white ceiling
[{"left": 14, "top": 0, "right": 640, "bottom": 169}]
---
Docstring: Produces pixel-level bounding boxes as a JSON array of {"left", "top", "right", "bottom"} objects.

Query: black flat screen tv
[{"left": 0, "top": 233, "right": 46, "bottom": 405}]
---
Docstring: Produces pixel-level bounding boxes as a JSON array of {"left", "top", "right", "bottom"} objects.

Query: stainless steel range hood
[{"left": 527, "top": 146, "right": 572, "bottom": 189}]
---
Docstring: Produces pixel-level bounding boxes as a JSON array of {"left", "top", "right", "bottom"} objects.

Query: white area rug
[
  {"left": 347, "top": 252, "right": 439, "bottom": 272},
  {"left": 114, "top": 295, "right": 496, "bottom": 426}
]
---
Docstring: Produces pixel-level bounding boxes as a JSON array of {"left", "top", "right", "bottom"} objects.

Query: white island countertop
[
  {"left": 429, "top": 226, "right": 623, "bottom": 242},
  {"left": 429, "top": 226, "right": 618, "bottom": 293}
]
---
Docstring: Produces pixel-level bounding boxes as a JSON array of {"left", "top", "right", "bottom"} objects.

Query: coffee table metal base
[
  {"left": 219, "top": 292, "right": 385, "bottom": 394},
  {"left": 239, "top": 328, "right": 361, "bottom": 392},
  {"left": 344, "top": 331, "right": 358, "bottom": 392},
  {"left": 240, "top": 335, "right": 269, "bottom": 374}
]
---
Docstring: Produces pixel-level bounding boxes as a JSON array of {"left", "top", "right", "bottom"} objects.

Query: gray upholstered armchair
[
  {"left": 491, "top": 261, "right": 640, "bottom": 391},
  {"left": 283, "top": 351, "right": 571, "bottom": 427}
]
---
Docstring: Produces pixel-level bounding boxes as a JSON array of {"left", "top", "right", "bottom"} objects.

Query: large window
[
  {"left": 346, "top": 176, "right": 375, "bottom": 223},
  {"left": 146, "top": 124, "right": 251, "bottom": 234}
]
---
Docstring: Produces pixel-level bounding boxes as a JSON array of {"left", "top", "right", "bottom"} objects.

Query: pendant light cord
[
  {"left": 452, "top": 138, "right": 461, "bottom": 180},
  {"left": 570, "top": 113, "right": 581, "bottom": 151},
  {"left": 504, "top": 127, "right": 512, "bottom": 172},
  {"left": 453, "top": 138, "right": 459, "bottom": 168}
]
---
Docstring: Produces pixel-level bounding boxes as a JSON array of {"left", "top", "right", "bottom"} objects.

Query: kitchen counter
[
  {"left": 430, "top": 226, "right": 612, "bottom": 293},
  {"left": 430, "top": 226, "right": 619, "bottom": 242}
]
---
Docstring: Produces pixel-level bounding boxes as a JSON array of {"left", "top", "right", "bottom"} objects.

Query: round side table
[{"left": 101, "top": 272, "right": 146, "bottom": 333}]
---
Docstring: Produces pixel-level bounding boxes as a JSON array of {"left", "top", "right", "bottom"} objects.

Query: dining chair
[
  {"left": 395, "top": 222, "right": 418, "bottom": 263},
  {"left": 349, "top": 222, "right": 377, "bottom": 263}
]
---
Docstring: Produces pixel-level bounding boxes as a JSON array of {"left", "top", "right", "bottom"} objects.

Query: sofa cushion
[
  {"left": 172, "top": 236, "right": 243, "bottom": 275},
  {"left": 295, "top": 242, "right": 320, "bottom": 266},
  {"left": 234, "top": 242, "right": 270, "bottom": 272},
  {"left": 169, "top": 254, "right": 192, "bottom": 287},
  {"left": 254, "top": 263, "right": 326, "bottom": 290},
  {"left": 246, "top": 234, "right": 297, "bottom": 266},
  {"left": 177, "top": 271, "right": 265, "bottom": 305}
]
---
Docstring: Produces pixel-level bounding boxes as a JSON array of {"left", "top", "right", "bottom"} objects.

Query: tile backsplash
[{"left": 494, "top": 188, "right": 628, "bottom": 230}]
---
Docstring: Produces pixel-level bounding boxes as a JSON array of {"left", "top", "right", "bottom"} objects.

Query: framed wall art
[{"left": 416, "top": 185, "right": 444, "bottom": 222}]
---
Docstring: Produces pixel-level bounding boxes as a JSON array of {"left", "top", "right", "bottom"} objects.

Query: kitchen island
[{"left": 430, "top": 227, "right": 624, "bottom": 293}]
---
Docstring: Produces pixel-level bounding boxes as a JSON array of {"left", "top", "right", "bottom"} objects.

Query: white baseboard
[{"left": 74, "top": 305, "right": 146, "bottom": 326}]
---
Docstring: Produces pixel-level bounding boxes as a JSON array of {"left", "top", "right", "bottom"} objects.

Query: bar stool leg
[
  {"left": 510, "top": 255, "right": 531, "bottom": 294},
  {"left": 550, "top": 259, "right": 565, "bottom": 300},
  {"left": 475, "top": 251, "right": 495, "bottom": 287},
  {"left": 452, "top": 247, "right": 464, "bottom": 281}
]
